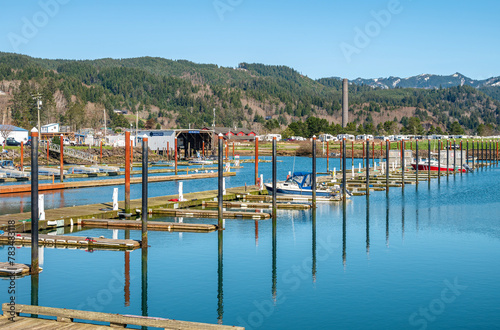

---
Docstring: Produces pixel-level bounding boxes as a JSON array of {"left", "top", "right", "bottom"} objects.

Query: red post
[
  {"left": 125, "top": 131, "right": 131, "bottom": 214},
  {"left": 20, "top": 141, "right": 24, "bottom": 171},
  {"left": 380, "top": 141, "right": 382, "bottom": 159},
  {"left": 202, "top": 141, "right": 205, "bottom": 158},
  {"left": 255, "top": 137, "right": 259, "bottom": 185},
  {"left": 60, "top": 134, "right": 64, "bottom": 183},
  {"left": 232, "top": 142, "right": 235, "bottom": 159},
  {"left": 47, "top": 139, "right": 50, "bottom": 165},
  {"left": 100, "top": 140, "right": 103, "bottom": 164},
  {"left": 167, "top": 141, "right": 170, "bottom": 160},
  {"left": 174, "top": 137, "right": 178, "bottom": 175}
]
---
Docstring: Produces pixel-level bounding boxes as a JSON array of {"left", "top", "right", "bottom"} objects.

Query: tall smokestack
[{"left": 342, "top": 78, "right": 348, "bottom": 128}]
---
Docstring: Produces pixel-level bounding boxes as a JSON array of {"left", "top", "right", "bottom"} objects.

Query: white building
[
  {"left": 0, "top": 125, "right": 29, "bottom": 144},
  {"left": 41, "top": 123, "right": 59, "bottom": 133}
]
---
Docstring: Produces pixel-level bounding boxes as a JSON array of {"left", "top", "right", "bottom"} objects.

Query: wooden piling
[
  {"left": 326, "top": 141, "right": 329, "bottom": 172},
  {"left": 125, "top": 131, "right": 131, "bottom": 214},
  {"left": 255, "top": 136, "right": 259, "bottom": 185},
  {"left": 453, "top": 140, "right": 456, "bottom": 174},
  {"left": 312, "top": 136, "right": 317, "bottom": 207},
  {"left": 428, "top": 139, "right": 431, "bottom": 180},
  {"left": 386, "top": 140, "right": 389, "bottom": 193},
  {"left": 100, "top": 140, "right": 102, "bottom": 164},
  {"left": 416, "top": 140, "right": 419, "bottom": 184},
  {"left": 366, "top": 138, "right": 370, "bottom": 195},
  {"left": 20, "top": 141, "right": 24, "bottom": 172},
  {"left": 30, "top": 128, "right": 39, "bottom": 274},
  {"left": 438, "top": 140, "right": 441, "bottom": 179},
  {"left": 142, "top": 135, "right": 148, "bottom": 248},
  {"left": 446, "top": 140, "right": 450, "bottom": 176},
  {"left": 401, "top": 140, "right": 405, "bottom": 189},
  {"left": 272, "top": 137, "right": 277, "bottom": 216},
  {"left": 342, "top": 138, "right": 347, "bottom": 201},
  {"left": 218, "top": 134, "right": 223, "bottom": 228},
  {"left": 60, "top": 134, "right": 64, "bottom": 183}
]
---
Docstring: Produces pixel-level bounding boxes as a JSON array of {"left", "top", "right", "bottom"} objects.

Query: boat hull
[
  {"left": 265, "top": 184, "right": 334, "bottom": 197},
  {"left": 411, "top": 164, "right": 466, "bottom": 173}
]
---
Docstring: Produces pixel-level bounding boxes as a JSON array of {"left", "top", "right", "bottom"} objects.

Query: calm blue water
[{"left": 1, "top": 158, "right": 499, "bottom": 329}]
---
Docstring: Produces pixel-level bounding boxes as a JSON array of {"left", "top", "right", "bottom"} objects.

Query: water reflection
[
  {"left": 141, "top": 244, "right": 148, "bottom": 324},
  {"left": 31, "top": 273, "right": 39, "bottom": 318},
  {"left": 217, "top": 230, "right": 224, "bottom": 324},
  {"left": 311, "top": 208, "right": 316, "bottom": 282},
  {"left": 366, "top": 197, "right": 370, "bottom": 256},
  {"left": 385, "top": 197, "right": 389, "bottom": 247},
  {"left": 254, "top": 220, "right": 259, "bottom": 247},
  {"left": 272, "top": 214, "right": 277, "bottom": 302},
  {"left": 402, "top": 192, "right": 405, "bottom": 240},
  {"left": 342, "top": 200, "right": 347, "bottom": 268}
]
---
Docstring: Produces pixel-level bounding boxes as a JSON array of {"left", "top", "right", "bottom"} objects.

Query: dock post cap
[
  {"left": 312, "top": 135, "right": 316, "bottom": 139},
  {"left": 142, "top": 134, "right": 148, "bottom": 138},
  {"left": 218, "top": 133, "right": 223, "bottom": 137},
  {"left": 31, "top": 127, "right": 38, "bottom": 133}
]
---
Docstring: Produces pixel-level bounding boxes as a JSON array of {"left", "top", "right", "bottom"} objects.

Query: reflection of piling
[
  {"left": 125, "top": 131, "right": 131, "bottom": 214},
  {"left": 255, "top": 137, "right": 259, "bottom": 185},
  {"left": 386, "top": 140, "right": 389, "bottom": 193},
  {"left": 124, "top": 250, "right": 130, "bottom": 306},
  {"left": 142, "top": 136, "right": 148, "bottom": 248},
  {"left": 218, "top": 134, "right": 223, "bottom": 228},
  {"left": 312, "top": 136, "right": 317, "bottom": 207},
  {"left": 31, "top": 274, "right": 39, "bottom": 315},
  {"left": 342, "top": 138, "right": 346, "bottom": 201},
  {"left": 30, "top": 128, "right": 39, "bottom": 274},
  {"left": 366, "top": 197, "right": 370, "bottom": 255},
  {"left": 385, "top": 197, "right": 390, "bottom": 247},
  {"left": 312, "top": 208, "right": 317, "bottom": 282},
  {"left": 60, "top": 134, "right": 64, "bottom": 183},
  {"left": 366, "top": 139, "right": 370, "bottom": 195},
  {"left": 272, "top": 137, "right": 277, "bottom": 217},
  {"left": 141, "top": 243, "right": 148, "bottom": 320},
  {"left": 342, "top": 200, "right": 347, "bottom": 267},
  {"left": 272, "top": 214, "right": 277, "bottom": 301},
  {"left": 217, "top": 230, "right": 224, "bottom": 323}
]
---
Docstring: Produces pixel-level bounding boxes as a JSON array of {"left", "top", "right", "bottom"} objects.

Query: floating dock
[
  {"left": 0, "top": 171, "right": 235, "bottom": 195},
  {"left": 153, "top": 208, "right": 271, "bottom": 219},
  {"left": 1, "top": 304, "right": 243, "bottom": 329},
  {"left": 82, "top": 219, "right": 218, "bottom": 232},
  {"left": 0, "top": 262, "right": 42, "bottom": 276},
  {"left": 202, "top": 200, "right": 311, "bottom": 210},
  {"left": 0, "top": 233, "right": 140, "bottom": 251}
]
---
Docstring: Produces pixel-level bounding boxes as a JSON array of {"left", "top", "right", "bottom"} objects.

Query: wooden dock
[
  {"left": 0, "top": 171, "right": 236, "bottom": 195},
  {"left": 202, "top": 201, "right": 311, "bottom": 210},
  {"left": 153, "top": 208, "right": 271, "bottom": 219},
  {"left": 82, "top": 219, "right": 218, "bottom": 232},
  {"left": 243, "top": 194, "right": 341, "bottom": 203},
  {"left": 0, "top": 185, "right": 264, "bottom": 232},
  {"left": 1, "top": 304, "right": 244, "bottom": 329},
  {"left": 0, "top": 233, "right": 140, "bottom": 251},
  {"left": 0, "top": 262, "right": 42, "bottom": 276}
]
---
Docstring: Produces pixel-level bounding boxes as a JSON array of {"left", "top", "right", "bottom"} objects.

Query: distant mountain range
[{"left": 332, "top": 73, "right": 500, "bottom": 90}]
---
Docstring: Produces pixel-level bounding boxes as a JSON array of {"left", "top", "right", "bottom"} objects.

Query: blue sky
[{"left": 1, "top": 0, "right": 498, "bottom": 80}]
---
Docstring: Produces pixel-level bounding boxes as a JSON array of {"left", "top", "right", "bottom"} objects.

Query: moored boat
[{"left": 264, "top": 172, "right": 345, "bottom": 198}]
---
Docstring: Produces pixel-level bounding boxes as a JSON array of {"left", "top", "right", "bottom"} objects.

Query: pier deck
[
  {"left": 202, "top": 201, "right": 311, "bottom": 209},
  {"left": 0, "top": 171, "right": 235, "bottom": 195},
  {"left": 82, "top": 219, "right": 217, "bottom": 232},
  {"left": 153, "top": 208, "right": 271, "bottom": 219},
  {"left": 0, "top": 233, "right": 140, "bottom": 251},
  {"left": 1, "top": 304, "right": 243, "bottom": 329}
]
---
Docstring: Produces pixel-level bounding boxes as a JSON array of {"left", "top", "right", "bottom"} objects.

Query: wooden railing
[{"left": 40, "top": 141, "right": 97, "bottom": 163}]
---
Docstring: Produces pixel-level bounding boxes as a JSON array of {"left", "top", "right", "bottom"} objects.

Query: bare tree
[{"left": 0, "top": 124, "right": 15, "bottom": 147}]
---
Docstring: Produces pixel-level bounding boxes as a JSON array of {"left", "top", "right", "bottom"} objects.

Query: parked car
[{"left": 5, "top": 138, "right": 20, "bottom": 146}]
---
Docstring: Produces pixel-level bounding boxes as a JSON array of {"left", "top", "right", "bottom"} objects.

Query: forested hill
[{"left": 0, "top": 52, "right": 499, "bottom": 137}]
